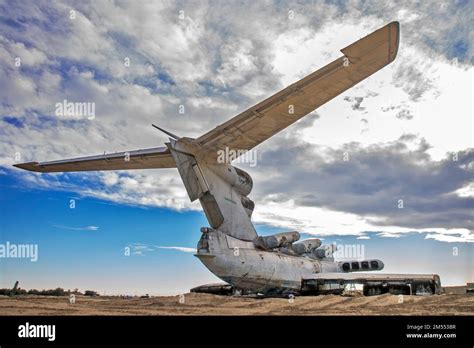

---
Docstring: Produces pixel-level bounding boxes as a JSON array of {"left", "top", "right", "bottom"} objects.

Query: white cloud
[
  {"left": 454, "top": 183, "right": 474, "bottom": 198},
  {"left": 425, "top": 231, "right": 474, "bottom": 243},
  {"left": 53, "top": 225, "right": 99, "bottom": 231},
  {"left": 128, "top": 243, "right": 196, "bottom": 255},
  {"left": 253, "top": 199, "right": 473, "bottom": 242},
  {"left": 155, "top": 246, "right": 196, "bottom": 253},
  {"left": 377, "top": 232, "right": 404, "bottom": 238}
]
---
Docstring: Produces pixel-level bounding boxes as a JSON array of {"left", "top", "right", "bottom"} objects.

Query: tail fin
[{"left": 167, "top": 139, "right": 257, "bottom": 241}]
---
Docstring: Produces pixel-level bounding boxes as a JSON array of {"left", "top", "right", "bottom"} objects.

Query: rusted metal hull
[{"left": 195, "top": 230, "right": 340, "bottom": 294}]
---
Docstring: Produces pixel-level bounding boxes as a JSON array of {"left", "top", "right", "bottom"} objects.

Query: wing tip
[
  {"left": 340, "top": 21, "right": 400, "bottom": 64},
  {"left": 388, "top": 21, "right": 400, "bottom": 63},
  {"left": 13, "top": 162, "right": 42, "bottom": 172}
]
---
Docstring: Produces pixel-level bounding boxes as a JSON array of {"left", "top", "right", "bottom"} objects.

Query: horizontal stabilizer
[{"left": 13, "top": 147, "right": 176, "bottom": 172}]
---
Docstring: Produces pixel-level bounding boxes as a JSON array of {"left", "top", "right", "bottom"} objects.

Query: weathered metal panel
[
  {"left": 167, "top": 144, "right": 202, "bottom": 202},
  {"left": 225, "top": 234, "right": 255, "bottom": 249}
]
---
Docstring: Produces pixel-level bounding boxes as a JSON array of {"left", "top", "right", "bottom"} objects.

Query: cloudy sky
[{"left": 0, "top": 0, "right": 472, "bottom": 294}]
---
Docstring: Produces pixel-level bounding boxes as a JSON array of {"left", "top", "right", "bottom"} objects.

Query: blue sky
[
  {"left": 0, "top": 0, "right": 473, "bottom": 294},
  {"left": 0, "top": 172, "right": 213, "bottom": 295}
]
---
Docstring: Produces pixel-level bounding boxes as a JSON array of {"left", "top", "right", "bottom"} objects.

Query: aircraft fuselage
[{"left": 195, "top": 229, "right": 341, "bottom": 294}]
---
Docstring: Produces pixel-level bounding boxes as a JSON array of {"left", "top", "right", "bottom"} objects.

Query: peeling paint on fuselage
[{"left": 195, "top": 230, "right": 341, "bottom": 294}]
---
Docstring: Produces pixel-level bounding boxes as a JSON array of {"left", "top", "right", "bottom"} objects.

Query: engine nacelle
[
  {"left": 210, "top": 164, "right": 253, "bottom": 197},
  {"left": 313, "top": 244, "right": 337, "bottom": 259},
  {"left": 254, "top": 231, "right": 300, "bottom": 250},
  {"left": 292, "top": 238, "right": 322, "bottom": 255}
]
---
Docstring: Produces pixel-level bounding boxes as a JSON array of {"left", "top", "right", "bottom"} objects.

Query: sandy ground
[{"left": 0, "top": 289, "right": 473, "bottom": 316}]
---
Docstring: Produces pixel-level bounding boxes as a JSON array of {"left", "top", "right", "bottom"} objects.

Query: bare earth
[{"left": 1, "top": 289, "right": 473, "bottom": 316}]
